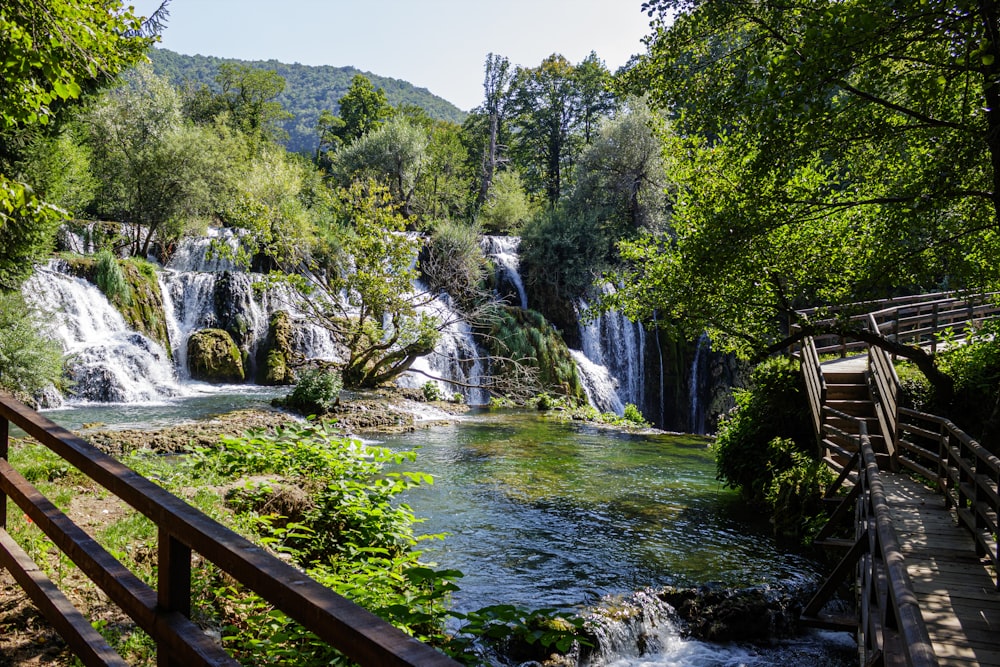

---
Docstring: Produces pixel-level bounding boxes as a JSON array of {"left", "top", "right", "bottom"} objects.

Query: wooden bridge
[{"left": 796, "top": 293, "right": 1000, "bottom": 666}]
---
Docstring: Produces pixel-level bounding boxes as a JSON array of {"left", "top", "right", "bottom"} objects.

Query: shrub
[
  {"left": 420, "top": 220, "right": 487, "bottom": 309},
  {"left": 422, "top": 381, "right": 442, "bottom": 402},
  {"left": 713, "top": 356, "right": 813, "bottom": 505},
  {"left": 0, "top": 291, "right": 64, "bottom": 403},
  {"left": 476, "top": 170, "right": 534, "bottom": 234},
  {"left": 623, "top": 403, "right": 648, "bottom": 426},
  {"left": 277, "top": 368, "right": 342, "bottom": 415},
  {"left": 94, "top": 248, "right": 132, "bottom": 306}
]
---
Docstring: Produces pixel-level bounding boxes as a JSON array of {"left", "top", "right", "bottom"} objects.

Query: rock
[
  {"left": 187, "top": 328, "right": 245, "bottom": 383},
  {"left": 256, "top": 310, "right": 297, "bottom": 385},
  {"left": 657, "top": 584, "right": 803, "bottom": 642}
]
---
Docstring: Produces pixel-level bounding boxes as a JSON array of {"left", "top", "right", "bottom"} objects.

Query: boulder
[
  {"left": 187, "top": 328, "right": 245, "bottom": 383},
  {"left": 256, "top": 310, "right": 297, "bottom": 385}
]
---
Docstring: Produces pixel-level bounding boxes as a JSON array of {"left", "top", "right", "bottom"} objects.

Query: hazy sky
[{"left": 130, "top": 1, "right": 655, "bottom": 111}]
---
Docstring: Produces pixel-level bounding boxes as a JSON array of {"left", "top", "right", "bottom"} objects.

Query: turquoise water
[{"left": 374, "top": 411, "right": 820, "bottom": 613}]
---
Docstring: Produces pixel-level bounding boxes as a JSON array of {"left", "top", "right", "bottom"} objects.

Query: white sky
[{"left": 130, "top": 0, "right": 655, "bottom": 111}]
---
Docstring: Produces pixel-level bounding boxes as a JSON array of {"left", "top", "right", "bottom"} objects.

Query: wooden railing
[
  {"left": 0, "top": 392, "right": 459, "bottom": 667},
  {"left": 802, "top": 409, "right": 938, "bottom": 667}
]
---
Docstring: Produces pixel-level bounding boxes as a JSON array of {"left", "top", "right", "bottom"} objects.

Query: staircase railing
[
  {"left": 802, "top": 414, "right": 938, "bottom": 667},
  {"left": 0, "top": 392, "right": 459, "bottom": 667}
]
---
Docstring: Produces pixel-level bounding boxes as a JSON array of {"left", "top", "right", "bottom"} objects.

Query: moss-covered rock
[
  {"left": 61, "top": 255, "right": 172, "bottom": 356},
  {"left": 256, "top": 310, "right": 297, "bottom": 385},
  {"left": 187, "top": 328, "right": 245, "bottom": 383}
]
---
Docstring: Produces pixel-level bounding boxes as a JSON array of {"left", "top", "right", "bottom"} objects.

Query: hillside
[{"left": 147, "top": 48, "right": 468, "bottom": 155}]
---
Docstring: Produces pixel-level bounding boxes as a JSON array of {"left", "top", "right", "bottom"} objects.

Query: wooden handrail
[
  {"left": 0, "top": 392, "right": 459, "bottom": 667},
  {"left": 803, "top": 416, "right": 938, "bottom": 666}
]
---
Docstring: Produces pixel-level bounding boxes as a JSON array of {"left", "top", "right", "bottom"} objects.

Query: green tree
[
  {"left": 474, "top": 53, "right": 516, "bottom": 207},
  {"left": 0, "top": 0, "right": 158, "bottom": 289},
  {"left": 510, "top": 54, "right": 581, "bottom": 204},
  {"left": 573, "top": 51, "right": 616, "bottom": 145},
  {"left": 85, "top": 67, "right": 239, "bottom": 256},
  {"left": 18, "top": 124, "right": 96, "bottom": 216},
  {"left": 215, "top": 62, "right": 293, "bottom": 144},
  {"left": 296, "top": 182, "right": 440, "bottom": 389},
  {"left": 334, "top": 117, "right": 428, "bottom": 216},
  {"left": 316, "top": 74, "right": 395, "bottom": 163},
  {"left": 610, "top": 0, "right": 1000, "bottom": 395}
]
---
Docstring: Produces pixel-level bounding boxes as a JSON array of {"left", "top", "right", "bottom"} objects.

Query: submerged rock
[{"left": 657, "top": 584, "right": 805, "bottom": 642}]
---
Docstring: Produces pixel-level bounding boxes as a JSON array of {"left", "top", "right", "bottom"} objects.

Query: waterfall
[
  {"left": 689, "top": 333, "right": 710, "bottom": 435},
  {"left": 480, "top": 235, "right": 528, "bottom": 310},
  {"left": 23, "top": 261, "right": 184, "bottom": 403},
  {"left": 576, "top": 288, "right": 645, "bottom": 416},
  {"left": 569, "top": 350, "right": 625, "bottom": 415},
  {"left": 397, "top": 284, "right": 488, "bottom": 405}
]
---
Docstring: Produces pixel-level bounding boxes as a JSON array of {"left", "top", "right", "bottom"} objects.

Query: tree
[
  {"left": 216, "top": 63, "right": 293, "bottom": 144},
  {"left": 0, "top": 0, "right": 160, "bottom": 289},
  {"left": 334, "top": 117, "right": 428, "bottom": 217},
  {"left": 85, "top": 67, "right": 238, "bottom": 256},
  {"left": 574, "top": 52, "right": 616, "bottom": 145},
  {"left": 571, "top": 98, "right": 670, "bottom": 233},
  {"left": 316, "top": 74, "right": 394, "bottom": 164},
  {"left": 475, "top": 53, "right": 515, "bottom": 207},
  {"left": 299, "top": 182, "right": 441, "bottom": 389},
  {"left": 608, "top": 0, "right": 1000, "bottom": 397}
]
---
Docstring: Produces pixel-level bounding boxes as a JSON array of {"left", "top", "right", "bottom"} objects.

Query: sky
[{"left": 129, "top": 1, "right": 656, "bottom": 111}]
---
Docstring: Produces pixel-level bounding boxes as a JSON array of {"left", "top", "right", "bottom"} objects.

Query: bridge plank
[{"left": 884, "top": 473, "right": 1000, "bottom": 667}]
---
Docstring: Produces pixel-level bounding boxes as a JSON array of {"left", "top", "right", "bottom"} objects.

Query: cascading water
[
  {"left": 23, "top": 261, "right": 183, "bottom": 403},
  {"left": 577, "top": 287, "right": 645, "bottom": 416},
  {"left": 480, "top": 235, "right": 528, "bottom": 310},
  {"left": 689, "top": 333, "right": 711, "bottom": 435}
]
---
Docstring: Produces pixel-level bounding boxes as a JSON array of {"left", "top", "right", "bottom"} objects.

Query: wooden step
[
  {"left": 826, "top": 383, "right": 871, "bottom": 400},
  {"left": 823, "top": 370, "right": 867, "bottom": 384},
  {"left": 827, "top": 399, "right": 876, "bottom": 418}
]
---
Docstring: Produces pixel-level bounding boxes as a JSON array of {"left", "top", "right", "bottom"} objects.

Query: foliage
[
  {"left": 17, "top": 125, "right": 96, "bottom": 215},
  {"left": 0, "top": 291, "right": 63, "bottom": 402},
  {"left": 276, "top": 368, "right": 343, "bottom": 415},
  {"left": 84, "top": 66, "right": 240, "bottom": 256},
  {"left": 609, "top": 0, "right": 1000, "bottom": 367},
  {"left": 483, "top": 306, "right": 582, "bottom": 401},
  {"left": 0, "top": 1, "right": 154, "bottom": 289},
  {"left": 215, "top": 62, "right": 293, "bottom": 144},
  {"left": 302, "top": 181, "right": 441, "bottom": 388},
  {"left": 94, "top": 249, "right": 132, "bottom": 306},
  {"left": 149, "top": 48, "right": 465, "bottom": 155},
  {"left": 623, "top": 403, "right": 648, "bottom": 426},
  {"left": 318, "top": 74, "right": 395, "bottom": 155},
  {"left": 929, "top": 322, "right": 1000, "bottom": 444},
  {"left": 422, "top": 381, "right": 443, "bottom": 402},
  {"left": 333, "top": 116, "right": 428, "bottom": 215},
  {"left": 764, "top": 437, "right": 834, "bottom": 542},
  {"left": 476, "top": 170, "right": 534, "bottom": 234},
  {"left": 521, "top": 205, "right": 608, "bottom": 301},
  {"left": 713, "top": 357, "right": 813, "bottom": 505},
  {"left": 421, "top": 220, "right": 488, "bottom": 309}
]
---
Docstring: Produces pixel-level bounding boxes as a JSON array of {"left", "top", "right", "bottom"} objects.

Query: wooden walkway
[{"left": 884, "top": 474, "right": 1000, "bottom": 667}]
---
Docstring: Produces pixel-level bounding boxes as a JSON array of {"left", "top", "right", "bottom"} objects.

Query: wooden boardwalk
[{"left": 883, "top": 471, "right": 1000, "bottom": 666}]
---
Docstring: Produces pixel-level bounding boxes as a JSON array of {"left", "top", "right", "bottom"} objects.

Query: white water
[
  {"left": 577, "top": 288, "right": 645, "bottom": 416},
  {"left": 480, "top": 235, "right": 528, "bottom": 310},
  {"left": 689, "top": 332, "right": 711, "bottom": 435},
  {"left": 570, "top": 350, "right": 625, "bottom": 415},
  {"left": 23, "top": 262, "right": 184, "bottom": 403}
]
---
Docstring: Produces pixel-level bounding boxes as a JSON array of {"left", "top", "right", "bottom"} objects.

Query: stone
[{"left": 187, "top": 328, "right": 245, "bottom": 384}]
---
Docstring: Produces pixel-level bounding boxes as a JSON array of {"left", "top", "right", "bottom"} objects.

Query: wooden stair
[{"left": 820, "top": 366, "right": 890, "bottom": 469}]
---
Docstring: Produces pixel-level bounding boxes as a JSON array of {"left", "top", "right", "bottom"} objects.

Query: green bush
[
  {"left": 714, "top": 356, "right": 813, "bottom": 505},
  {"left": 0, "top": 291, "right": 64, "bottom": 403},
  {"left": 420, "top": 220, "right": 487, "bottom": 310},
  {"left": 623, "top": 403, "right": 648, "bottom": 426},
  {"left": 422, "top": 380, "right": 442, "bottom": 402},
  {"left": 94, "top": 248, "right": 132, "bottom": 306},
  {"left": 277, "top": 368, "right": 342, "bottom": 415}
]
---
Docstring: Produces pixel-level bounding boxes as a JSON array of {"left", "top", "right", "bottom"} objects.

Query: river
[{"left": 39, "top": 396, "right": 855, "bottom": 666}]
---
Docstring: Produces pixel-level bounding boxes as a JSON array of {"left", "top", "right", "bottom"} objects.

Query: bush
[
  {"left": 422, "top": 381, "right": 442, "bottom": 402},
  {"left": 94, "top": 248, "right": 132, "bottom": 306},
  {"left": 623, "top": 403, "right": 648, "bottom": 426},
  {"left": 0, "top": 292, "right": 64, "bottom": 404},
  {"left": 476, "top": 170, "right": 534, "bottom": 234},
  {"left": 276, "top": 368, "right": 342, "bottom": 415},
  {"left": 714, "top": 356, "right": 813, "bottom": 505},
  {"left": 420, "top": 220, "right": 487, "bottom": 309}
]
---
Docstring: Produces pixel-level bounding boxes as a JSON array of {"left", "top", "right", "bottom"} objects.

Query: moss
[
  {"left": 484, "top": 306, "right": 586, "bottom": 402},
  {"left": 256, "top": 310, "right": 297, "bottom": 385},
  {"left": 61, "top": 255, "right": 172, "bottom": 357},
  {"left": 187, "top": 328, "right": 244, "bottom": 383}
]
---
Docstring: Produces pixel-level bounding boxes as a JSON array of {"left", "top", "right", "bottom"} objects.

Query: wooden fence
[{"left": 0, "top": 392, "right": 459, "bottom": 667}]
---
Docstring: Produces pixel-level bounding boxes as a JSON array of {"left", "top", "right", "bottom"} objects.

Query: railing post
[
  {"left": 0, "top": 415, "right": 7, "bottom": 530},
  {"left": 157, "top": 528, "right": 192, "bottom": 667},
  {"left": 931, "top": 303, "right": 940, "bottom": 354}
]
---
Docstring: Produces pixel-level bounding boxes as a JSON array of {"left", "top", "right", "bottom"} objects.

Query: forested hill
[{"left": 147, "top": 48, "right": 467, "bottom": 155}]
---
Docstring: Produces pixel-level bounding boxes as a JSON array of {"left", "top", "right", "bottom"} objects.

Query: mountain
[{"left": 147, "top": 48, "right": 468, "bottom": 155}]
